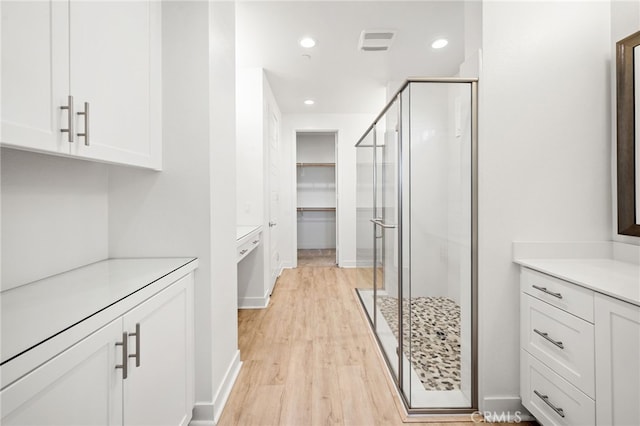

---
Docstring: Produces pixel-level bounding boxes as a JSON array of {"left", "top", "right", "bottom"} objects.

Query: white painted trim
[
  {"left": 281, "top": 261, "right": 295, "bottom": 269},
  {"left": 338, "top": 260, "right": 357, "bottom": 268},
  {"left": 213, "top": 350, "right": 242, "bottom": 424},
  {"left": 189, "top": 403, "right": 214, "bottom": 426},
  {"left": 238, "top": 295, "right": 270, "bottom": 309},
  {"left": 238, "top": 287, "right": 271, "bottom": 309},
  {"left": 480, "top": 396, "right": 534, "bottom": 422}
]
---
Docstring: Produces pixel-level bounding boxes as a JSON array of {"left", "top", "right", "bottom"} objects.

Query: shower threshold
[{"left": 357, "top": 288, "right": 471, "bottom": 409}]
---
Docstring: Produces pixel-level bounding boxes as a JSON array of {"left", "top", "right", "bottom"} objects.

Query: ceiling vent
[{"left": 358, "top": 30, "right": 396, "bottom": 52}]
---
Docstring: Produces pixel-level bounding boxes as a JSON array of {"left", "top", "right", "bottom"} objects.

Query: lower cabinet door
[
  {"left": 123, "top": 274, "right": 194, "bottom": 426},
  {"left": 0, "top": 319, "right": 124, "bottom": 426},
  {"left": 595, "top": 294, "right": 640, "bottom": 426}
]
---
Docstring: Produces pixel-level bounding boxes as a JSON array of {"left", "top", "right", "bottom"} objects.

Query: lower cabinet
[
  {"left": 1, "top": 319, "right": 124, "bottom": 425},
  {"left": 520, "top": 267, "right": 640, "bottom": 426},
  {"left": 1, "top": 273, "right": 194, "bottom": 426},
  {"left": 594, "top": 294, "right": 640, "bottom": 426}
]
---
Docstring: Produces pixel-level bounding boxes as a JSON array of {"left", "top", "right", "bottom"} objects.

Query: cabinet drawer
[
  {"left": 521, "top": 268, "right": 594, "bottom": 322},
  {"left": 521, "top": 293, "right": 595, "bottom": 398},
  {"left": 237, "top": 232, "right": 261, "bottom": 262},
  {"left": 521, "top": 349, "right": 595, "bottom": 426}
]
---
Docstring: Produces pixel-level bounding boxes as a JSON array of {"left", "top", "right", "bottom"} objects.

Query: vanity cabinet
[
  {"left": 520, "top": 269, "right": 596, "bottom": 425},
  {"left": 517, "top": 261, "right": 640, "bottom": 426},
  {"left": 0, "top": 258, "right": 196, "bottom": 426},
  {"left": 1, "top": 0, "right": 161, "bottom": 170},
  {"left": 594, "top": 294, "right": 640, "bottom": 426}
]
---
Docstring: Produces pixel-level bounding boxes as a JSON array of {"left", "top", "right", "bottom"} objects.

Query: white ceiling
[{"left": 236, "top": 1, "right": 469, "bottom": 114}]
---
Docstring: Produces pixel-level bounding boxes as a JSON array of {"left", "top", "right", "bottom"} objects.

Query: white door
[
  {"left": 69, "top": 0, "right": 161, "bottom": 169},
  {"left": 595, "top": 294, "right": 640, "bottom": 426},
  {"left": 268, "top": 110, "right": 280, "bottom": 290},
  {"left": 1, "top": 0, "right": 71, "bottom": 153},
  {"left": 1, "top": 319, "right": 124, "bottom": 426},
  {"left": 123, "top": 275, "right": 194, "bottom": 426}
]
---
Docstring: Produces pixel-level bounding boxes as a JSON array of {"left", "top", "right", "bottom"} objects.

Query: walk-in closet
[{"left": 296, "top": 132, "right": 337, "bottom": 266}]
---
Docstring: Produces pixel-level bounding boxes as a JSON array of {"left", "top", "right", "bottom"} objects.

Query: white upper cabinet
[
  {"left": 1, "top": 1, "right": 70, "bottom": 154},
  {"left": 1, "top": 0, "right": 162, "bottom": 170}
]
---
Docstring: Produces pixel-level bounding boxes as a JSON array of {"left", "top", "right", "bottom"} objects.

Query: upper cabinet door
[
  {"left": 1, "top": 1, "right": 71, "bottom": 154},
  {"left": 69, "top": 0, "right": 162, "bottom": 170}
]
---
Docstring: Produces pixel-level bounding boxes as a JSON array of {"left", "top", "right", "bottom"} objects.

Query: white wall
[
  {"left": 1, "top": 149, "right": 108, "bottom": 290},
  {"left": 611, "top": 0, "right": 640, "bottom": 246},
  {"left": 108, "top": 2, "right": 238, "bottom": 423},
  {"left": 281, "top": 113, "right": 379, "bottom": 268},
  {"left": 236, "top": 68, "right": 264, "bottom": 226},
  {"left": 479, "top": 0, "right": 611, "bottom": 414}
]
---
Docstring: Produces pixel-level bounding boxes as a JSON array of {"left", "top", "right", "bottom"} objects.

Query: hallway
[{"left": 218, "top": 266, "right": 477, "bottom": 426}]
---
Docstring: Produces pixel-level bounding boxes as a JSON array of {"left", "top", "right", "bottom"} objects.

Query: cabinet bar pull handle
[
  {"left": 532, "top": 285, "right": 563, "bottom": 299},
  {"left": 128, "top": 323, "right": 141, "bottom": 367},
  {"left": 534, "top": 390, "right": 565, "bottom": 418},
  {"left": 60, "top": 95, "right": 74, "bottom": 143},
  {"left": 252, "top": 240, "right": 259, "bottom": 244},
  {"left": 77, "top": 102, "right": 90, "bottom": 146},
  {"left": 115, "top": 332, "right": 128, "bottom": 379},
  {"left": 533, "top": 328, "right": 565, "bottom": 349},
  {"left": 240, "top": 249, "right": 248, "bottom": 255}
]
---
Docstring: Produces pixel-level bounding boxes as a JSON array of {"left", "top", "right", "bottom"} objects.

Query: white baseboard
[
  {"left": 214, "top": 350, "right": 242, "bottom": 424},
  {"left": 338, "top": 260, "right": 357, "bottom": 268},
  {"left": 238, "top": 294, "right": 270, "bottom": 309},
  {"left": 480, "top": 396, "right": 534, "bottom": 422},
  {"left": 189, "top": 403, "right": 214, "bottom": 426},
  {"left": 189, "top": 351, "right": 243, "bottom": 426}
]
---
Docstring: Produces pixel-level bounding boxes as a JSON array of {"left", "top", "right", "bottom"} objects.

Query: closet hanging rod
[
  {"left": 296, "top": 207, "right": 336, "bottom": 212},
  {"left": 296, "top": 162, "right": 335, "bottom": 167}
]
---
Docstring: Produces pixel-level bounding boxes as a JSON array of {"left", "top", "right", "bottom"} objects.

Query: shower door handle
[{"left": 370, "top": 218, "right": 396, "bottom": 229}]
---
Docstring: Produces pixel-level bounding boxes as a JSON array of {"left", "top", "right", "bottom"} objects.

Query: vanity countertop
[
  {"left": 513, "top": 242, "right": 640, "bottom": 307},
  {"left": 1, "top": 257, "right": 198, "bottom": 366},
  {"left": 237, "top": 225, "right": 261, "bottom": 241}
]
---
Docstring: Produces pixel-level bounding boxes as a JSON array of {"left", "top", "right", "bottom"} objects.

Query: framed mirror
[{"left": 616, "top": 30, "right": 640, "bottom": 236}]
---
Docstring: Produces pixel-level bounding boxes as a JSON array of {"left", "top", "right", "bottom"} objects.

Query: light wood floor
[
  {"left": 297, "top": 249, "right": 337, "bottom": 267},
  {"left": 217, "top": 266, "right": 499, "bottom": 426}
]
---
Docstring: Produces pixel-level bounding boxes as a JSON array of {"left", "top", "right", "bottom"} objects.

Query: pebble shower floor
[{"left": 377, "top": 296, "right": 461, "bottom": 391}]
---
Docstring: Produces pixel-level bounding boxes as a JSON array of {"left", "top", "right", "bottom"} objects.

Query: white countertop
[
  {"left": 513, "top": 242, "right": 640, "bottom": 307},
  {"left": 237, "top": 225, "right": 261, "bottom": 241},
  {"left": 1, "top": 257, "right": 197, "bottom": 365}
]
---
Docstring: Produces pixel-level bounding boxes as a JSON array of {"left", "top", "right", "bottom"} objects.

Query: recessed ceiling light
[
  {"left": 431, "top": 38, "right": 448, "bottom": 49},
  {"left": 304, "top": 99, "right": 315, "bottom": 106},
  {"left": 300, "top": 37, "right": 316, "bottom": 48}
]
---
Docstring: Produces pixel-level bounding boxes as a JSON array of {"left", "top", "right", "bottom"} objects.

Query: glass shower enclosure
[{"left": 355, "top": 78, "right": 478, "bottom": 413}]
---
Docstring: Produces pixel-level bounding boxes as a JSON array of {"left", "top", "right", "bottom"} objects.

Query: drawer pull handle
[
  {"left": 534, "top": 390, "right": 565, "bottom": 418},
  {"left": 533, "top": 329, "right": 564, "bottom": 349},
  {"left": 128, "top": 323, "right": 141, "bottom": 367},
  {"left": 240, "top": 249, "right": 248, "bottom": 255},
  {"left": 252, "top": 240, "right": 259, "bottom": 244},
  {"left": 532, "top": 285, "right": 563, "bottom": 299},
  {"left": 115, "top": 332, "right": 128, "bottom": 379}
]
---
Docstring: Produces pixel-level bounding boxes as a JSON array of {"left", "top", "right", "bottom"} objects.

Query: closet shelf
[
  {"left": 296, "top": 162, "right": 335, "bottom": 167},
  {"left": 297, "top": 207, "right": 336, "bottom": 212}
]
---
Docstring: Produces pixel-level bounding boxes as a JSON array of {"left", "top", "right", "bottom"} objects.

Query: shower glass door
[
  {"left": 356, "top": 99, "right": 401, "bottom": 383},
  {"left": 356, "top": 79, "right": 478, "bottom": 414}
]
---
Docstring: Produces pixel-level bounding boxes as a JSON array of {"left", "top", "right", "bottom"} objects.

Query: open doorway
[{"left": 295, "top": 131, "right": 338, "bottom": 267}]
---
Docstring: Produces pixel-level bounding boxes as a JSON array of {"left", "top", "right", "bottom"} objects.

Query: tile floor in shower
[
  {"left": 357, "top": 288, "right": 470, "bottom": 408},
  {"left": 376, "top": 295, "right": 461, "bottom": 391}
]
